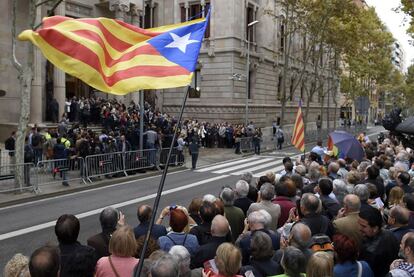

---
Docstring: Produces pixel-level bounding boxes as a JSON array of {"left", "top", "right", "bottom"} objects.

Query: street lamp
[{"left": 245, "top": 20, "right": 259, "bottom": 126}]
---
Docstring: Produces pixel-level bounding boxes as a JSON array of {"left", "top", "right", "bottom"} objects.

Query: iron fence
[
  {"left": 0, "top": 150, "right": 16, "bottom": 168},
  {"left": 0, "top": 163, "right": 37, "bottom": 193},
  {"left": 36, "top": 157, "right": 86, "bottom": 188}
]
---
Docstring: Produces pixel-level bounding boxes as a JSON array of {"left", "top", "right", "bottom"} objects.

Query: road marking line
[
  {"left": 195, "top": 157, "right": 260, "bottom": 172},
  {"left": 213, "top": 158, "right": 274, "bottom": 174},
  {"left": 0, "top": 174, "right": 229, "bottom": 241},
  {"left": 230, "top": 160, "right": 281, "bottom": 176},
  {"left": 253, "top": 164, "right": 285, "bottom": 177},
  {"left": 0, "top": 169, "right": 189, "bottom": 212}
]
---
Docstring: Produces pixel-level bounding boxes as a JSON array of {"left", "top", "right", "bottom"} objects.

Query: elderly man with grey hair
[
  {"left": 240, "top": 172, "right": 253, "bottom": 185},
  {"left": 236, "top": 210, "right": 280, "bottom": 265},
  {"left": 220, "top": 187, "right": 245, "bottom": 241},
  {"left": 299, "top": 193, "right": 333, "bottom": 236},
  {"left": 151, "top": 253, "right": 180, "bottom": 277},
  {"left": 353, "top": 184, "right": 371, "bottom": 211},
  {"left": 87, "top": 207, "right": 120, "bottom": 259},
  {"left": 272, "top": 222, "right": 312, "bottom": 274},
  {"left": 333, "top": 194, "right": 363, "bottom": 246},
  {"left": 247, "top": 183, "right": 281, "bottom": 231},
  {"left": 191, "top": 215, "right": 230, "bottom": 269},
  {"left": 169, "top": 246, "right": 202, "bottom": 277},
  {"left": 303, "top": 167, "right": 321, "bottom": 194},
  {"left": 234, "top": 180, "right": 254, "bottom": 215}
]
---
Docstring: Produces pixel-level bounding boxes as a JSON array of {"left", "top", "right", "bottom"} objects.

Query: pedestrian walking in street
[
  {"left": 188, "top": 138, "right": 199, "bottom": 170},
  {"left": 276, "top": 126, "right": 284, "bottom": 150}
]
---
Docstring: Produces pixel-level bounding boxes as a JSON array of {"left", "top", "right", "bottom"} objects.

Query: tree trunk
[{"left": 15, "top": 68, "right": 32, "bottom": 190}]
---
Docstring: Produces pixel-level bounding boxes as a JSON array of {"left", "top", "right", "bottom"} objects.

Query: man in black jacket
[
  {"left": 358, "top": 205, "right": 399, "bottom": 277},
  {"left": 87, "top": 207, "right": 119, "bottom": 259},
  {"left": 299, "top": 193, "right": 333, "bottom": 237},
  {"left": 191, "top": 215, "right": 230, "bottom": 268},
  {"left": 189, "top": 201, "right": 217, "bottom": 245},
  {"left": 317, "top": 178, "right": 340, "bottom": 220},
  {"left": 55, "top": 214, "right": 96, "bottom": 277}
]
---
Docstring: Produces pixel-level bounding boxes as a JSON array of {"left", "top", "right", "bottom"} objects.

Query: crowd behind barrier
[{"left": 6, "top": 128, "right": 414, "bottom": 277}]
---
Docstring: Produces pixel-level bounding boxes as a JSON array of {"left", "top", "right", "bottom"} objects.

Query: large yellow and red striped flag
[
  {"left": 291, "top": 100, "right": 305, "bottom": 152},
  {"left": 18, "top": 13, "right": 210, "bottom": 95}
]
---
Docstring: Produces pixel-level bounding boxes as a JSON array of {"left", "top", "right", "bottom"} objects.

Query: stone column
[
  {"left": 30, "top": 5, "right": 43, "bottom": 124},
  {"left": 110, "top": 0, "right": 130, "bottom": 102},
  {"left": 53, "top": 0, "right": 66, "bottom": 121},
  {"left": 109, "top": 0, "right": 130, "bottom": 22}
]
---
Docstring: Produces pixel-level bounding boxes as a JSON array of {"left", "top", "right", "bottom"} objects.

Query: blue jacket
[
  {"left": 133, "top": 222, "right": 167, "bottom": 240},
  {"left": 53, "top": 143, "right": 68, "bottom": 160},
  {"left": 158, "top": 232, "right": 199, "bottom": 256}
]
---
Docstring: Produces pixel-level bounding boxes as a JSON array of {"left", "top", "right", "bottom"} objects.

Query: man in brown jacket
[{"left": 333, "top": 194, "right": 363, "bottom": 246}]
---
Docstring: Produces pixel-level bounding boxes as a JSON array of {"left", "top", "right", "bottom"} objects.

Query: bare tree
[{"left": 11, "top": 0, "right": 63, "bottom": 190}]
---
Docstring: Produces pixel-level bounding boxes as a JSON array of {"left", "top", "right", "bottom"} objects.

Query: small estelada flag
[
  {"left": 291, "top": 100, "right": 305, "bottom": 152},
  {"left": 18, "top": 11, "right": 210, "bottom": 95}
]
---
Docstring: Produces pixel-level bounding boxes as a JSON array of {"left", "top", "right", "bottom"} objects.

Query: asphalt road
[{"left": 0, "top": 126, "right": 384, "bottom": 269}]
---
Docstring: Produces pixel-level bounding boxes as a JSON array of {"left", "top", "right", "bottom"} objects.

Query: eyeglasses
[{"left": 169, "top": 205, "right": 177, "bottom": 211}]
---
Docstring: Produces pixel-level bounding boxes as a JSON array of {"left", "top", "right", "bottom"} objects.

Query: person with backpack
[
  {"left": 5, "top": 131, "right": 16, "bottom": 165},
  {"left": 30, "top": 128, "right": 44, "bottom": 165}
]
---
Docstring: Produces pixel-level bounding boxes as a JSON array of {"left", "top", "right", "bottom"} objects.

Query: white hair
[
  {"left": 169, "top": 245, "right": 191, "bottom": 275},
  {"left": 203, "top": 194, "right": 217, "bottom": 203},
  {"left": 235, "top": 180, "right": 250, "bottom": 198}
]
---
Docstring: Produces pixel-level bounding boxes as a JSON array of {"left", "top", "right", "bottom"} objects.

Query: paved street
[{"left": 0, "top": 126, "right": 384, "bottom": 268}]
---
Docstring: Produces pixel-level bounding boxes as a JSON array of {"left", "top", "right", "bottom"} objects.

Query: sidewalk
[{"left": 0, "top": 125, "right": 383, "bottom": 207}]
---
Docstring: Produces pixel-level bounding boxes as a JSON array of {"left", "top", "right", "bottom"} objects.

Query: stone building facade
[{"left": 0, "top": 0, "right": 339, "bottom": 139}]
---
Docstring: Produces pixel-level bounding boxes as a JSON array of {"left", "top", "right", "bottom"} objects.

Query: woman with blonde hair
[
  {"left": 209, "top": 243, "right": 243, "bottom": 277},
  {"left": 4, "top": 253, "right": 30, "bottom": 277},
  {"left": 306, "top": 251, "right": 334, "bottom": 277},
  {"left": 388, "top": 186, "right": 405, "bottom": 207},
  {"left": 95, "top": 225, "right": 139, "bottom": 277}
]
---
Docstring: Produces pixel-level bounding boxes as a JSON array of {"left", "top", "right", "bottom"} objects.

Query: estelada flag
[
  {"left": 18, "top": 13, "right": 210, "bottom": 95},
  {"left": 291, "top": 100, "right": 305, "bottom": 152}
]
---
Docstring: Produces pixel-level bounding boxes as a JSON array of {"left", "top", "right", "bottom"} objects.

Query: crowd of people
[
  {"left": 4, "top": 128, "right": 414, "bottom": 277},
  {"left": 5, "top": 97, "right": 270, "bottom": 174}
]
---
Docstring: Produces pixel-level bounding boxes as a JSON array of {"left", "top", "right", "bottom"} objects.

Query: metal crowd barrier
[
  {"left": 36, "top": 157, "right": 86, "bottom": 187},
  {"left": 240, "top": 137, "right": 254, "bottom": 153},
  {"left": 0, "top": 150, "right": 16, "bottom": 168},
  {"left": 123, "top": 149, "right": 154, "bottom": 172},
  {"left": 85, "top": 152, "right": 127, "bottom": 183},
  {"left": 0, "top": 163, "right": 37, "bottom": 193},
  {"left": 159, "top": 147, "right": 185, "bottom": 167}
]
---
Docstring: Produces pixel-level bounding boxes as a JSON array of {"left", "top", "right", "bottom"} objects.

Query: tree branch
[{"left": 11, "top": 0, "right": 23, "bottom": 72}]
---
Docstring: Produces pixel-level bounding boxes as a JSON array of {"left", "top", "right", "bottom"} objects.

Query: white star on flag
[{"left": 165, "top": 32, "right": 199, "bottom": 53}]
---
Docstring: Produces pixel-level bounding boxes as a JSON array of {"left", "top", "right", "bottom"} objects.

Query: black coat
[
  {"left": 87, "top": 232, "right": 111, "bottom": 260},
  {"left": 234, "top": 197, "right": 254, "bottom": 216},
  {"left": 359, "top": 229, "right": 399, "bottom": 277},
  {"left": 240, "top": 259, "right": 281, "bottom": 277},
  {"left": 189, "top": 222, "right": 212, "bottom": 245},
  {"left": 300, "top": 213, "right": 334, "bottom": 237},
  {"left": 191, "top": 236, "right": 227, "bottom": 269}
]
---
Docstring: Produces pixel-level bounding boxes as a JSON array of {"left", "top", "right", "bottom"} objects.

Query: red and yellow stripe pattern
[
  {"left": 18, "top": 16, "right": 206, "bottom": 95},
  {"left": 291, "top": 101, "right": 305, "bottom": 152}
]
